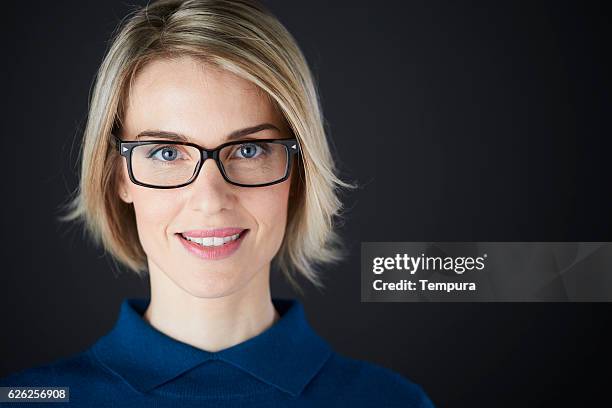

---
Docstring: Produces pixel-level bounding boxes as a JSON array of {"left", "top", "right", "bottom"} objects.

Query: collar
[{"left": 92, "top": 297, "right": 333, "bottom": 397}]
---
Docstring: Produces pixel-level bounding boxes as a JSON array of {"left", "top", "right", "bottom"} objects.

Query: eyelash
[
  {"left": 227, "top": 143, "right": 271, "bottom": 160},
  {"left": 146, "top": 145, "right": 187, "bottom": 161},
  {"left": 145, "top": 142, "right": 270, "bottom": 161}
]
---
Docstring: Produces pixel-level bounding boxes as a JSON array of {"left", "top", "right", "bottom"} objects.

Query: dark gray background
[{"left": 2, "top": 1, "right": 611, "bottom": 406}]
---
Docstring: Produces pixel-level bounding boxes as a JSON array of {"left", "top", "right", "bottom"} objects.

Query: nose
[{"left": 184, "top": 158, "right": 234, "bottom": 213}]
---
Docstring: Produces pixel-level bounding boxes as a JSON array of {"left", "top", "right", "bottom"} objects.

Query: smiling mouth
[{"left": 176, "top": 230, "right": 249, "bottom": 247}]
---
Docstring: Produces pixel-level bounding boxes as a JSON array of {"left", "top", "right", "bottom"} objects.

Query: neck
[{"left": 143, "top": 262, "right": 280, "bottom": 352}]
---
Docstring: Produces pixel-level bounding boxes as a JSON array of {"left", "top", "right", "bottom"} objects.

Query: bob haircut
[{"left": 58, "top": 0, "right": 356, "bottom": 295}]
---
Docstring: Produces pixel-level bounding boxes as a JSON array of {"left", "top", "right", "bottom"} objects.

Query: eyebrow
[{"left": 135, "top": 123, "right": 280, "bottom": 143}]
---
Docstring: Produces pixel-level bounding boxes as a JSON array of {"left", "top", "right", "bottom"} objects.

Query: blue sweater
[{"left": 0, "top": 297, "right": 435, "bottom": 407}]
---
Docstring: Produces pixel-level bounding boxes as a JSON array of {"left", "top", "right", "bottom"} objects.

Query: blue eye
[
  {"left": 232, "top": 143, "right": 268, "bottom": 159},
  {"left": 147, "top": 146, "right": 182, "bottom": 161}
]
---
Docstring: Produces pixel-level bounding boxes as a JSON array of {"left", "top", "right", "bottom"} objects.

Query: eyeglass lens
[{"left": 130, "top": 141, "right": 289, "bottom": 187}]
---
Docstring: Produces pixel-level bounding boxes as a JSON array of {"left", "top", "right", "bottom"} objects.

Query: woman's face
[{"left": 118, "top": 56, "right": 293, "bottom": 298}]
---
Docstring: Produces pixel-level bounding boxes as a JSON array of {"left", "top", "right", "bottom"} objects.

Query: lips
[
  {"left": 176, "top": 229, "right": 249, "bottom": 260},
  {"left": 179, "top": 227, "right": 246, "bottom": 238}
]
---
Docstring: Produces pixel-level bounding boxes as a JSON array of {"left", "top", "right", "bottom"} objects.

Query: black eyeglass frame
[{"left": 113, "top": 134, "right": 301, "bottom": 189}]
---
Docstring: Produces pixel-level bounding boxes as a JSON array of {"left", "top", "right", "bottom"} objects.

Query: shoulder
[
  {"left": 0, "top": 349, "right": 108, "bottom": 388},
  {"left": 314, "top": 351, "right": 436, "bottom": 407}
]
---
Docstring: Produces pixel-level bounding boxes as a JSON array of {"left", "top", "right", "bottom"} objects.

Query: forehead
[{"left": 122, "top": 56, "right": 282, "bottom": 144}]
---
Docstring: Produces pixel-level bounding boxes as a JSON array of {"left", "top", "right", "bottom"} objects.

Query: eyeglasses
[{"left": 113, "top": 134, "right": 300, "bottom": 189}]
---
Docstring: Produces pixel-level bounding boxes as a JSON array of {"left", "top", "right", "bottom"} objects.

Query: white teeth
[{"left": 182, "top": 233, "right": 241, "bottom": 247}]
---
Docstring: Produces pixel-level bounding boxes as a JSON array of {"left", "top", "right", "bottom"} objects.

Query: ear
[
  {"left": 118, "top": 184, "right": 133, "bottom": 204},
  {"left": 116, "top": 170, "right": 134, "bottom": 204},
  {"left": 121, "top": 189, "right": 133, "bottom": 203}
]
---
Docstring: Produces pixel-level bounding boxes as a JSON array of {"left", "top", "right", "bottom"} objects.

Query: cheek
[
  {"left": 247, "top": 181, "right": 291, "bottom": 240},
  {"left": 131, "top": 190, "right": 181, "bottom": 249}
]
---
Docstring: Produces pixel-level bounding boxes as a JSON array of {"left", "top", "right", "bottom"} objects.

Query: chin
[{"left": 174, "top": 267, "right": 252, "bottom": 299}]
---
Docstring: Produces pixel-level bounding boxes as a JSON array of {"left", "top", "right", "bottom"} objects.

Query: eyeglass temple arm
[{"left": 111, "top": 133, "right": 123, "bottom": 152}]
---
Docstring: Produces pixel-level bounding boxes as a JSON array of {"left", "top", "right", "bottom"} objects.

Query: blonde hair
[{"left": 58, "top": 0, "right": 357, "bottom": 295}]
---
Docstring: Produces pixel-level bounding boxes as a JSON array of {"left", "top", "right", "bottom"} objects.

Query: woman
[{"left": 0, "top": 1, "right": 435, "bottom": 406}]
